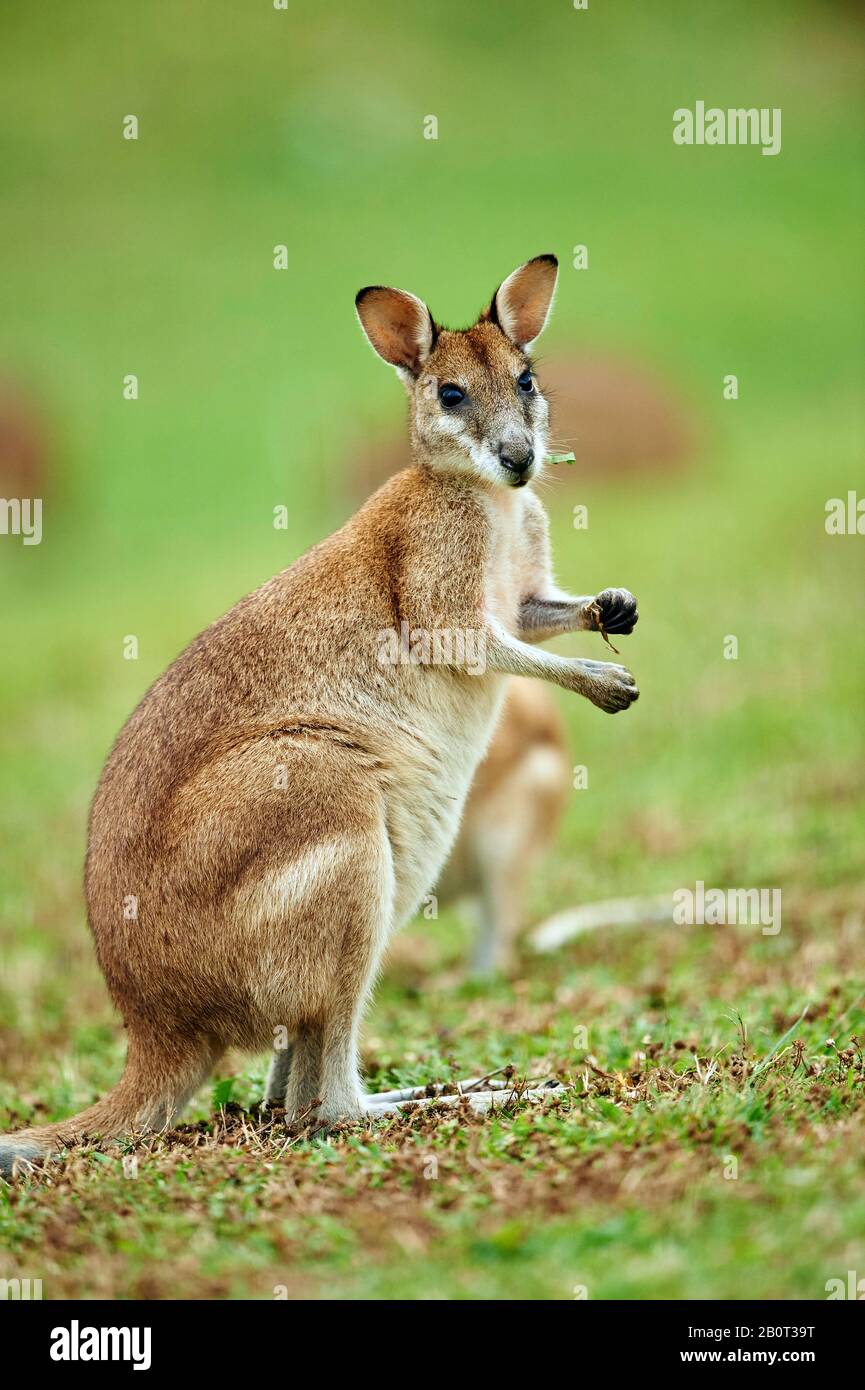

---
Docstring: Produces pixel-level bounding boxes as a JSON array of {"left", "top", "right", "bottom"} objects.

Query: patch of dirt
[{"left": 0, "top": 378, "right": 54, "bottom": 496}]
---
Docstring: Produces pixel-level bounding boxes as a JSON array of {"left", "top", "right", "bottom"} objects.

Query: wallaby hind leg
[
  {"left": 316, "top": 855, "right": 396, "bottom": 1126},
  {"left": 277, "top": 1010, "right": 372, "bottom": 1127},
  {"left": 317, "top": 1005, "right": 368, "bottom": 1126},
  {"left": 264, "top": 1007, "right": 380, "bottom": 1129},
  {"left": 312, "top": 912, "right": 394, "bottom": 1126},
  {"left": 266, "top": 1012, "right": 386, "bottom": 1119},
  {"left": 264, "top": 1006, "right": 378, "bottom": 1127},
  {"left": 283, "top": 1026, "right": 323, "bottom": 1116},
  {"left": 260, "top": 809, "right": 395, "bottom": 1129},
  {"left": 264, "top": 1043, "right": 293, "bottom": 1107},
  {"left": 472, "top": 862, "right": 525, "bottom": 977}
]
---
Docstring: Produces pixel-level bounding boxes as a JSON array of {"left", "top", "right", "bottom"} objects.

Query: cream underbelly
[{"left": 382, "top": 676, "right": 508, "bottom": 928}]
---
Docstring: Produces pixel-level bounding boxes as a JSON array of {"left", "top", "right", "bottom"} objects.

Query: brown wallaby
[
  {"left": 437, "top": 677, "right": 569, "bottom": 976},
  {"left": 0, "top": 254, "right": 638, "bottom": 1176}
]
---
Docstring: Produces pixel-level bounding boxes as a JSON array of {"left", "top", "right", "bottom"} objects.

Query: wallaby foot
[
  {"left": 0, "top": 1032, "right": 220, "bottom": 1177},
  {"left": 0, "top": 1138, "right": 46, "bottom": 1180}
]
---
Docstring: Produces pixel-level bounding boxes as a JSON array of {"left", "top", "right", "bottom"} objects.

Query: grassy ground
[{"left": 1, "top": 1, "right": 863, "bottom": 1299}]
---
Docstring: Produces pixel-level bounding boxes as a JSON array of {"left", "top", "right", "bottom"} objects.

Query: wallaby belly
[{"left": 376, "top": 672, "right": 509, "bottom": 925}]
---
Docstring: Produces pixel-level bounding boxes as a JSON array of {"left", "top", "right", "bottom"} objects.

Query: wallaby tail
[
  {"left": 0, "top": 1033, "right": 219, "bottom": 1179},
  {"left": 529, "top": 893, "right": 674, "bottom": 953}
]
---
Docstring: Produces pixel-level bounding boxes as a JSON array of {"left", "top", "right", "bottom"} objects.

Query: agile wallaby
[{"left": 0, "top": 254, "right": 638, "bottom": 1176}]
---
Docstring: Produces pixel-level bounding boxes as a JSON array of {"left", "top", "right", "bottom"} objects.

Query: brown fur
[{"left": 0, "top": 255, "right": 639, "bottom": 1175}]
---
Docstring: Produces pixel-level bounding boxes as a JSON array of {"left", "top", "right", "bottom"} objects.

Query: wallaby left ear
[
  {"left": 486, "top": 254, "right": 558, "bottom": 348},
  {"left": 355, "top": 285, "right": 436, "bottom": 376}
]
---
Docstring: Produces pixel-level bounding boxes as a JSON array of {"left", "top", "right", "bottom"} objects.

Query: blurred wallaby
[
  {"left": 0, "top": 254, "right": 639, "bottom": 1175},
  {"left": 437, "top": 677, "right": 569, "bottom": 976}
]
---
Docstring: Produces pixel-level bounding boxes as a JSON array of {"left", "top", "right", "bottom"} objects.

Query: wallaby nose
[{"left": 498, "top": 442, "right": 535, "bottom": 477}]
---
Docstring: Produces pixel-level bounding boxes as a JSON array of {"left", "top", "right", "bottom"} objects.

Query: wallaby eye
[
  {"left": 517, "top": 369, "right": 534, "bottom": 394},
  {"left": 438, "top": 383, "right": 465, "bottom": 408}
]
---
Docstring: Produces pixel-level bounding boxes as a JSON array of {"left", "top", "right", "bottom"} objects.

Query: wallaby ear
[
  {"left": 486, "top": 254, "right": 558, "bottom": 348},
  {"left": 355, "top": 286, "right": 436, "bottom": 375}
]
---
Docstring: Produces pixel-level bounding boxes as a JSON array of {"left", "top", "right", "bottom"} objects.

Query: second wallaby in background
[{"left": 0, "top": 254, "right": 639, "bottom": 1176}]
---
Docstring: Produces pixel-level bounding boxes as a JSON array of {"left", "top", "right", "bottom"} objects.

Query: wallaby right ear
[
  {"left": 355, "top": 286, "right": 436, "bottom": 376},
  {"left": 487, "top": 254, "right": 558, "bottom": 349}
]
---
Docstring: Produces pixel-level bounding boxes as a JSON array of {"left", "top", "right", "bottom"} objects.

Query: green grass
[{"left": 1, "top": 0, "right": 864, "bottom": 1299}]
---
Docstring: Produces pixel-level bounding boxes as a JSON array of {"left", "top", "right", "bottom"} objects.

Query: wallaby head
[{"left": 356, "top": 254, "right": 558, "bottom": 489}]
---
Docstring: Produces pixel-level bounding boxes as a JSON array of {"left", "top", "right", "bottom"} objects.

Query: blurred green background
[{"left": 0, "top": 0, "right": 863, "bottom": 1300}]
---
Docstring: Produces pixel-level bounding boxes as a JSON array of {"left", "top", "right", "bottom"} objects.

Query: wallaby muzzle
[{"left": 498, "top": 436, "right": 535, "bottom": 484}]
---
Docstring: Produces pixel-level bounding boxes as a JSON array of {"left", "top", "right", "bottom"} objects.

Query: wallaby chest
[
  {"left": 481, "top": 487, "right": 547, "bottom": 628},
  {"left": 377, "top": 487, "right": 549, "bottom": 924}
]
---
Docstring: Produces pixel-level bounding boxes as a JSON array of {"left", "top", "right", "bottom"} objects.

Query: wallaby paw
[
  {"left": 593, "top": 587, "right": 639, "bottom": 635},
  {"left": 588, "top": 663, "right": 640, "bottom": 713},
  {"left": 0, "top": 1139, "right": 45, "bottom": 1180}
]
